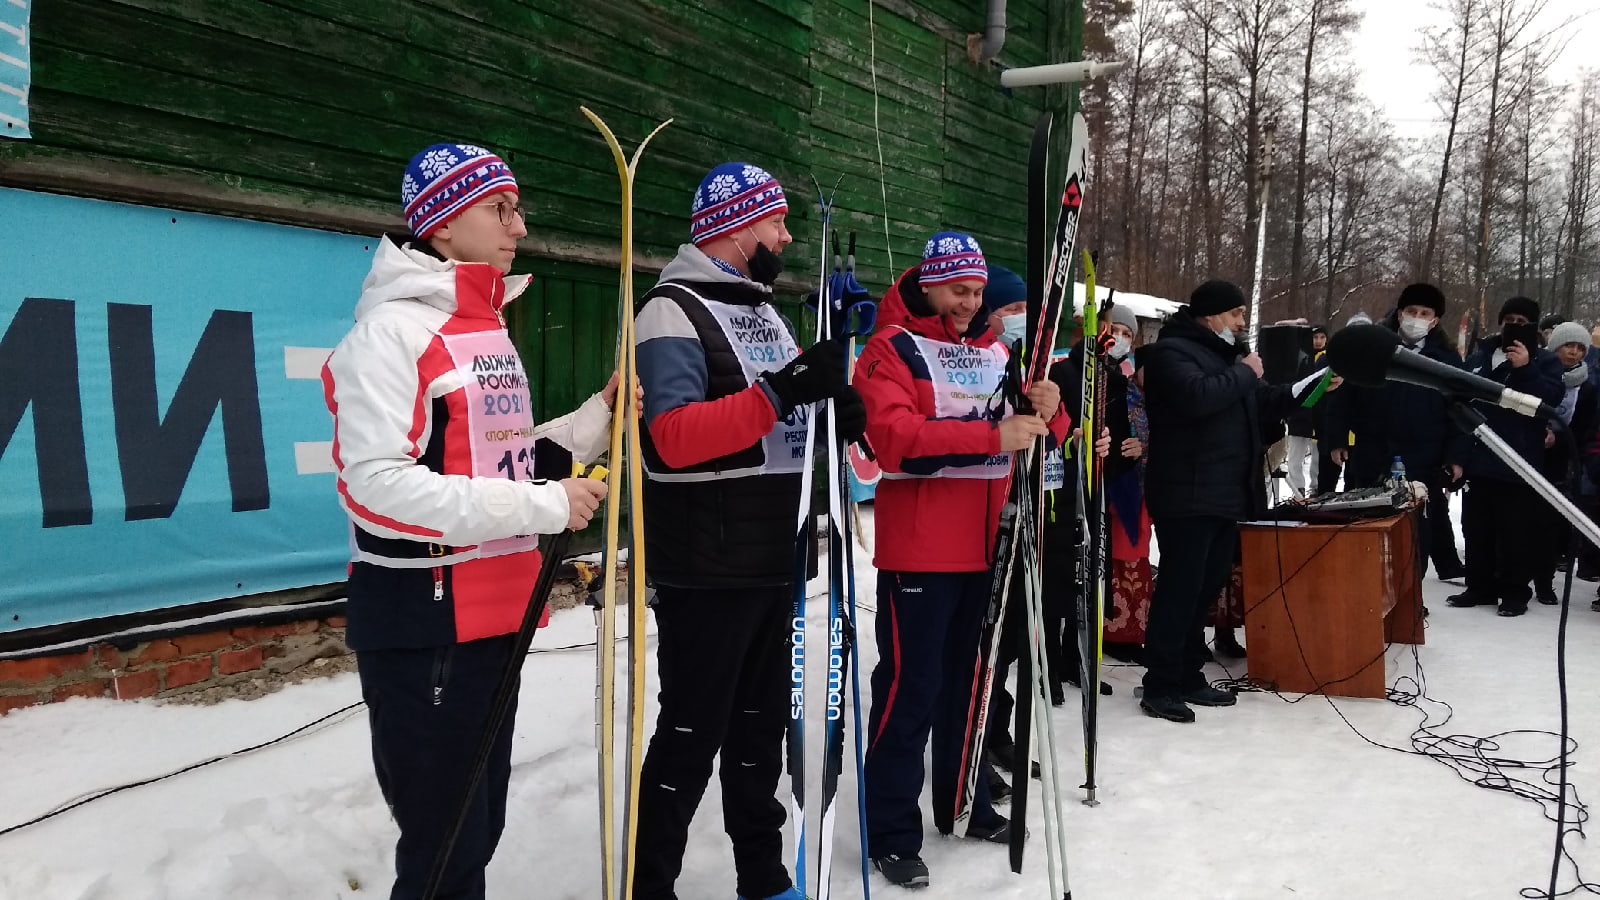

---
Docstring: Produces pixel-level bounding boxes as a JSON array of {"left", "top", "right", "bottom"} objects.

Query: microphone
[{"left": 1325, "top": 324, "right": 1560, "bottom": 419}]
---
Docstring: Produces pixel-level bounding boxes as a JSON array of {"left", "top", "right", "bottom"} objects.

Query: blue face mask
[{"left": 998, "top": 314, "right": 1026, "bottom": 346}]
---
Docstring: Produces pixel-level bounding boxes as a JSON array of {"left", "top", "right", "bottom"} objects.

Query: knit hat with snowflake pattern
[
  {"left": 401, "top": 143, "right": 519, "bottom": 239},
  {"left": 690, "top": 162, "right": 789, "bottom": 246},
  {"left": 919, "top": 231, "right": 988, "bottom": 287}
]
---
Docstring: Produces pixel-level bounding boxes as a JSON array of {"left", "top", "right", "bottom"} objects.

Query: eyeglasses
[{"left": 489, "top": 200, "right": 524, "bottom": 227}]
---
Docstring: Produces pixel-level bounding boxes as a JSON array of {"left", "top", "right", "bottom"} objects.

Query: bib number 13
[{"left": 497, "top": 446, "right": 535, "bottom": 481}]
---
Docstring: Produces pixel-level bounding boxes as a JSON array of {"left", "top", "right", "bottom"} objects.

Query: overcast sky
[{"left": 1352, "top": 0, "right": 1599, "bottom": 141}]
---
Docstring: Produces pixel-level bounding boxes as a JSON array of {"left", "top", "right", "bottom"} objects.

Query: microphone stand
[
  {"left": 1446, "top": 398, "right": 1588, "bottom": 900},
  {"left": 1445, "top": 400, "right": 1600, "bottom": 546}
]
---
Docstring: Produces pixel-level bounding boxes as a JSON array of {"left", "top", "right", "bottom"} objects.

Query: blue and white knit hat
[
  {"left": 919, "top": 231, "right": 988, "bottom": 286},
  {"left": 401, "top": 143, "right": 519, "bottom": 239},
  {"left": 690, "top": 162, "right": 788, "bottom": 245}
]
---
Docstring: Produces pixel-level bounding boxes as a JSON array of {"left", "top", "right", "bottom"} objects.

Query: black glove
[
  {"left": 832, "top": 386, "right": 868, "bottom": 444},
  {"left": 762, "top": 337, "right": 848, "bottom": 414}
]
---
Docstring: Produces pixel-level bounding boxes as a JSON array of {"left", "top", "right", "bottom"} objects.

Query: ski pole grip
[{"left": 573, "top": 463, "right": 609, "bottom": 482}]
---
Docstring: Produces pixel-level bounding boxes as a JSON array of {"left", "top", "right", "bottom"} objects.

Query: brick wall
[
  {"left": 0, "top": 616, "right": 350, "bottom": 716},
  {"left": 0, "top": 564, "right": 623, "bottom": 716}
]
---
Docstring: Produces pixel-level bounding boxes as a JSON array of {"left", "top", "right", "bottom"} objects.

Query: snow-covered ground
[{"left": 3, "top": 511, "right": 1598, "bottom": 900}]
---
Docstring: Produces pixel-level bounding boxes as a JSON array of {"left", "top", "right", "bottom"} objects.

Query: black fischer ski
[
  {"left": 1074, "top": 255, "right": 1111, "bottom": 807},
  {"left": 1006, "top": 110, "right": 1092, "bottom": 894},
  {"left": 953, "top": 110, "right": 1091, "bottom": 880},
  {"left": 952, "top": 111, "right": 1053, "bottom": 836}
]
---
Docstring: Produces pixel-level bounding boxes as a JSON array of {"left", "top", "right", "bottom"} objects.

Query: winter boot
[
  {"left": 1063, "top": 674, "right": 1115, "bottom": 697},
  {"left": 1446, "top": 590, "right": 1495, "bottom": 608},
  {"left": 965, "top": 813, "right": 1016, "bottom": 844},
  {"left": 987, "top": 765, "right": 1012, "bottom": 804},
  {"left": 1104, "top": 641, "right": 1144, "bottom": 664},
  {"left": 872, "top": 855, "right": 930, "bottom": 888},
  {"left": 1183, "top": 684, "right": 1238, "bottom": 707},
  {"left": 1140, "top": 694, "right": 1197, "bottom": 723},
  {"left": 1213, "top": 629, "right": 1247, "bottom": 659}
]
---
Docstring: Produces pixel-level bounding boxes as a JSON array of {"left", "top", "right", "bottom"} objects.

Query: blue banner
[
  {"left": 0, "top": 0, "right": 29, "bottom": 138},
  {"left": 0, "top": 188, "right": 375, "bottom": 632}
]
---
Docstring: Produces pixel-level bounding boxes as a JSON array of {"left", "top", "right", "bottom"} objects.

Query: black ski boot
[
  {"left": 965, "top": 814, "right": 1014, "bottom": 844},
  {"left": 1536, "top": 582, "right": 1558, "bottom": 606},
  {"left": 872, "top": 855, "right": 930, "bottom": 888},
  {"left": 1140, "top": 694, "right": 1196, "bottom": 723}
]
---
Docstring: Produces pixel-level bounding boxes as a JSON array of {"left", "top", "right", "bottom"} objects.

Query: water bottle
[{"left": 1390, "top": 456, "right": 1408, "bottom": 494}]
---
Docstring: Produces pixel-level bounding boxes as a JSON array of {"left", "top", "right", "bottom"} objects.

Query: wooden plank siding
[{"left": 2, "top": 0, "right": 1069, "bottom": 414}]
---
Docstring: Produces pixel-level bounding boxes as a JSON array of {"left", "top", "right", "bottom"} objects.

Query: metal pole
[{"left": 1247, "top": 120, "right": 1277, "bottom": 349}]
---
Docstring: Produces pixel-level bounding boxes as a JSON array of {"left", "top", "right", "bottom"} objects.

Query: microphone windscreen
[{"left": 1325, "top": 324, "right": 1401, "bottom": 387}]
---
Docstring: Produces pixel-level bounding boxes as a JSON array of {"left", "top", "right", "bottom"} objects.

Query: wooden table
[{"left": 1238, "top": 509, "right": 1425, "bottom": 699}]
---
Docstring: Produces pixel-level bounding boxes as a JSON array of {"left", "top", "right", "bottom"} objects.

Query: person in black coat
[
  {"left": 1137, "top": 281, "right": 1320, "bottom": 722},
  {"left": 1447, "top": 296, "right": 1565, "bottom": 617},
  {"left": 1535, "top": 321, "right": 1598, "bottom": 604},
  {"left": 1324, "top": 283, "right": 1469, "bottom": 581}
]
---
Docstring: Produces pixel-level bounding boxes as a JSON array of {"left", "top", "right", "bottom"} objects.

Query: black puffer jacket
[
  {"left": 1323, "top": 316, "right": 1469, "bottom": 487},
  {"left": 1461, "top": 334, "right": 1564, "bottom": 482},
  {"left": 1140, "top": 310, "right": 1298, "bottom": 521}
]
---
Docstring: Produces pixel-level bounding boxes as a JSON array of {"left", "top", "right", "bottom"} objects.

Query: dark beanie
[
  {"left": 1396, "top": 283, "right": 1446, "bottom": 318},
  {"left": 1499, "top": 296, "right": 1539, "bottom": 323},
  {"left": 1540, "top": 313, "right": 1564, "bottom": 331},
  {"left": 1188, "top": 280, "right": 1246, "bottom": 317},
  {"left": 983, "top": 265, "right": 1027, "bottom": 312}
]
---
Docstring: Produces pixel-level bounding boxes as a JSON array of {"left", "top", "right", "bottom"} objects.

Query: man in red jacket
[{"left": 855, "top": 233, "right": 1070, "bottom": 888}]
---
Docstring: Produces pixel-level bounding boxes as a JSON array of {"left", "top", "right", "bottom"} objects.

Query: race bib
[
  {"left": 902, "top": 331, "right": 1011, "bottom": 480},
  {"left": 441, "top": 329, "right": 541, "bottom": 559},
  {"left": 1043, "top": 446, "right": 1066, "bottom": 491},
  {"left": 702, "top": 298, "right": 808, "bottom": 474}
]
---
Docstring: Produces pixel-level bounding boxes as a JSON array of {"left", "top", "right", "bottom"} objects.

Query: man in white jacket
[{"left": 322, "top": 143, "right": 612, "bottom": 900}]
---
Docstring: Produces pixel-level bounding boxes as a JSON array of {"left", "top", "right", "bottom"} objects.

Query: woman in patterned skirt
[{"left": 1104, "top": 334, "right": 1152, "bottom": 663}]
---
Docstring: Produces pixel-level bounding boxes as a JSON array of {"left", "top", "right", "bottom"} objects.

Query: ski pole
[{"left": 421, "top": 463, "right": 609, "bottom": 900}]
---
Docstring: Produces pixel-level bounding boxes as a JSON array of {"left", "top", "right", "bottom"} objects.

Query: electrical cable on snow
[
  {"left": 0, "top": 636, "right": 628, "bottom": 839},
  {"left": 1205, "top": 488, "right": 1597, "bottom": 897}
]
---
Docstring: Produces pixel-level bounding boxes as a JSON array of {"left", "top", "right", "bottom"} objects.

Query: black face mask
[{"left": 747, "top": 240, "right": 785, "bottom": 287}]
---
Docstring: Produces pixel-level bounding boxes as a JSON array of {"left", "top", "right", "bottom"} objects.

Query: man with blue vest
[{"left": 630, "top": 162, "right": 865, "bottom": 900}]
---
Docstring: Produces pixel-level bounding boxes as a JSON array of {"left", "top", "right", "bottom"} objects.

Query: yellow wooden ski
[{"left": 580, "top": 105, "right": 671, "bottom": 900}]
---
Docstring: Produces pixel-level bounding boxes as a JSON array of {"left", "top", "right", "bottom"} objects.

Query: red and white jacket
[
  {"left": 322, "top": 237, "right": 611, "bottom": 649},
  {"left": 858, "top": 268, "right": 1071, "bottom": 574}
]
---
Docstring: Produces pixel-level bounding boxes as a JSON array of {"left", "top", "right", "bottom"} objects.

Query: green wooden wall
[{"left": 2, "top": 0, "right": 1073, "bottom": 416}]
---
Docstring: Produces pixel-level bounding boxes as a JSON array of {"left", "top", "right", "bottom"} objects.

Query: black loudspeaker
[{"left": 1257, "top": 324, "right": 1310, "bottom": 385}]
